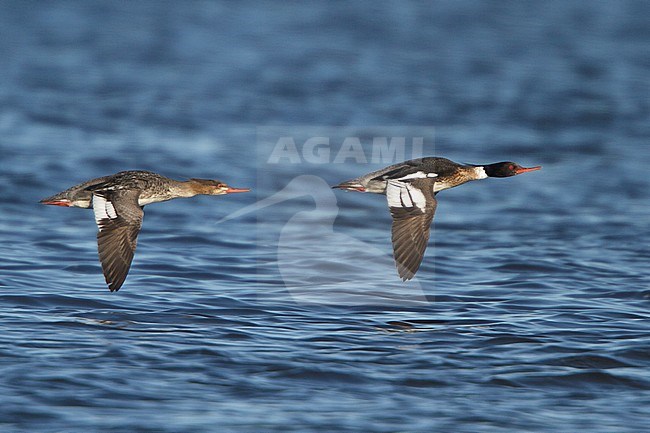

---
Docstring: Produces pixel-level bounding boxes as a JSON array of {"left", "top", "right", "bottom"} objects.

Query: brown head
[
  {"left": 188, "top": 178, "right": 250, "bottom": 195},
  {"left": 483, "top": 162, "right": 541, "bottom": 178}
]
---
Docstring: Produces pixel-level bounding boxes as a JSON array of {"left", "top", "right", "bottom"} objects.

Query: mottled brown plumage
[{"left": 41, "top": 170, "right": 249, "bottom": 292}]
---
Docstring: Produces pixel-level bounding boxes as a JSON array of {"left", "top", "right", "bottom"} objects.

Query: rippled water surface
[{"left": 1, "top": 1, "right": 649, "bottom": 432}]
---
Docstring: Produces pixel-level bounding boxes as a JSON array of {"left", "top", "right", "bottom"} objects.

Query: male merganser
[
  {"left": 40, "top": 170, "right": 250, "bottom": 292},
  {"left": 333, "top": 157, "right": 541, "bottom": 281}
]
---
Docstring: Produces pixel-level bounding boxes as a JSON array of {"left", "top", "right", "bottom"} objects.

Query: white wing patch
[
  {"left": 397, "top": 171, "right": 438, "bottom": 181},
  {"left": 387, "top": 180, "right": 427, "bottom": 211},
  {"left": 92, "top": 194, "right": 118, "bottom": 231}
]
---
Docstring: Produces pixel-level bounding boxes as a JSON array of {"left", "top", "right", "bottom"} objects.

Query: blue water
[{"left": 1, "top": 1, "right": 650, "bottom": 431}]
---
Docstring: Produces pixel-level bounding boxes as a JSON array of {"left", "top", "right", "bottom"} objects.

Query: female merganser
[
  {"left": 40, "top": 170, "right": 250, "bottom": 292},
  {"left": 333, "top": 157, "right": 541, "bottom": 281}
]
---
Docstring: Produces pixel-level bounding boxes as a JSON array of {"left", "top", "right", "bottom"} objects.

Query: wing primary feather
[
  {"left": 92, "top": 190, "right": 143, "bottom": 292},
  {"left": 385, "top": 179, "right": 437, "bottom": 280}
]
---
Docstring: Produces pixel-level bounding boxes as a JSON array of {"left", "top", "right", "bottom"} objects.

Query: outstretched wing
[
  {"left": 386, "top": 178, "right": 437, "bottom": 280},
  {"left": 92, "top": 190, "right": 143, "bottom": 292}
]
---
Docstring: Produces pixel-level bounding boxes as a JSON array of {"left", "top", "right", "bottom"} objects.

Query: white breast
[{"left": 138, "top": 196, "right": 160, "bottom": 206}]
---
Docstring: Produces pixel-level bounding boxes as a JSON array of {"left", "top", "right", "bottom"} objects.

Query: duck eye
[{"left": 508, "top": 164, "right": 515, "bottom": 171}]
